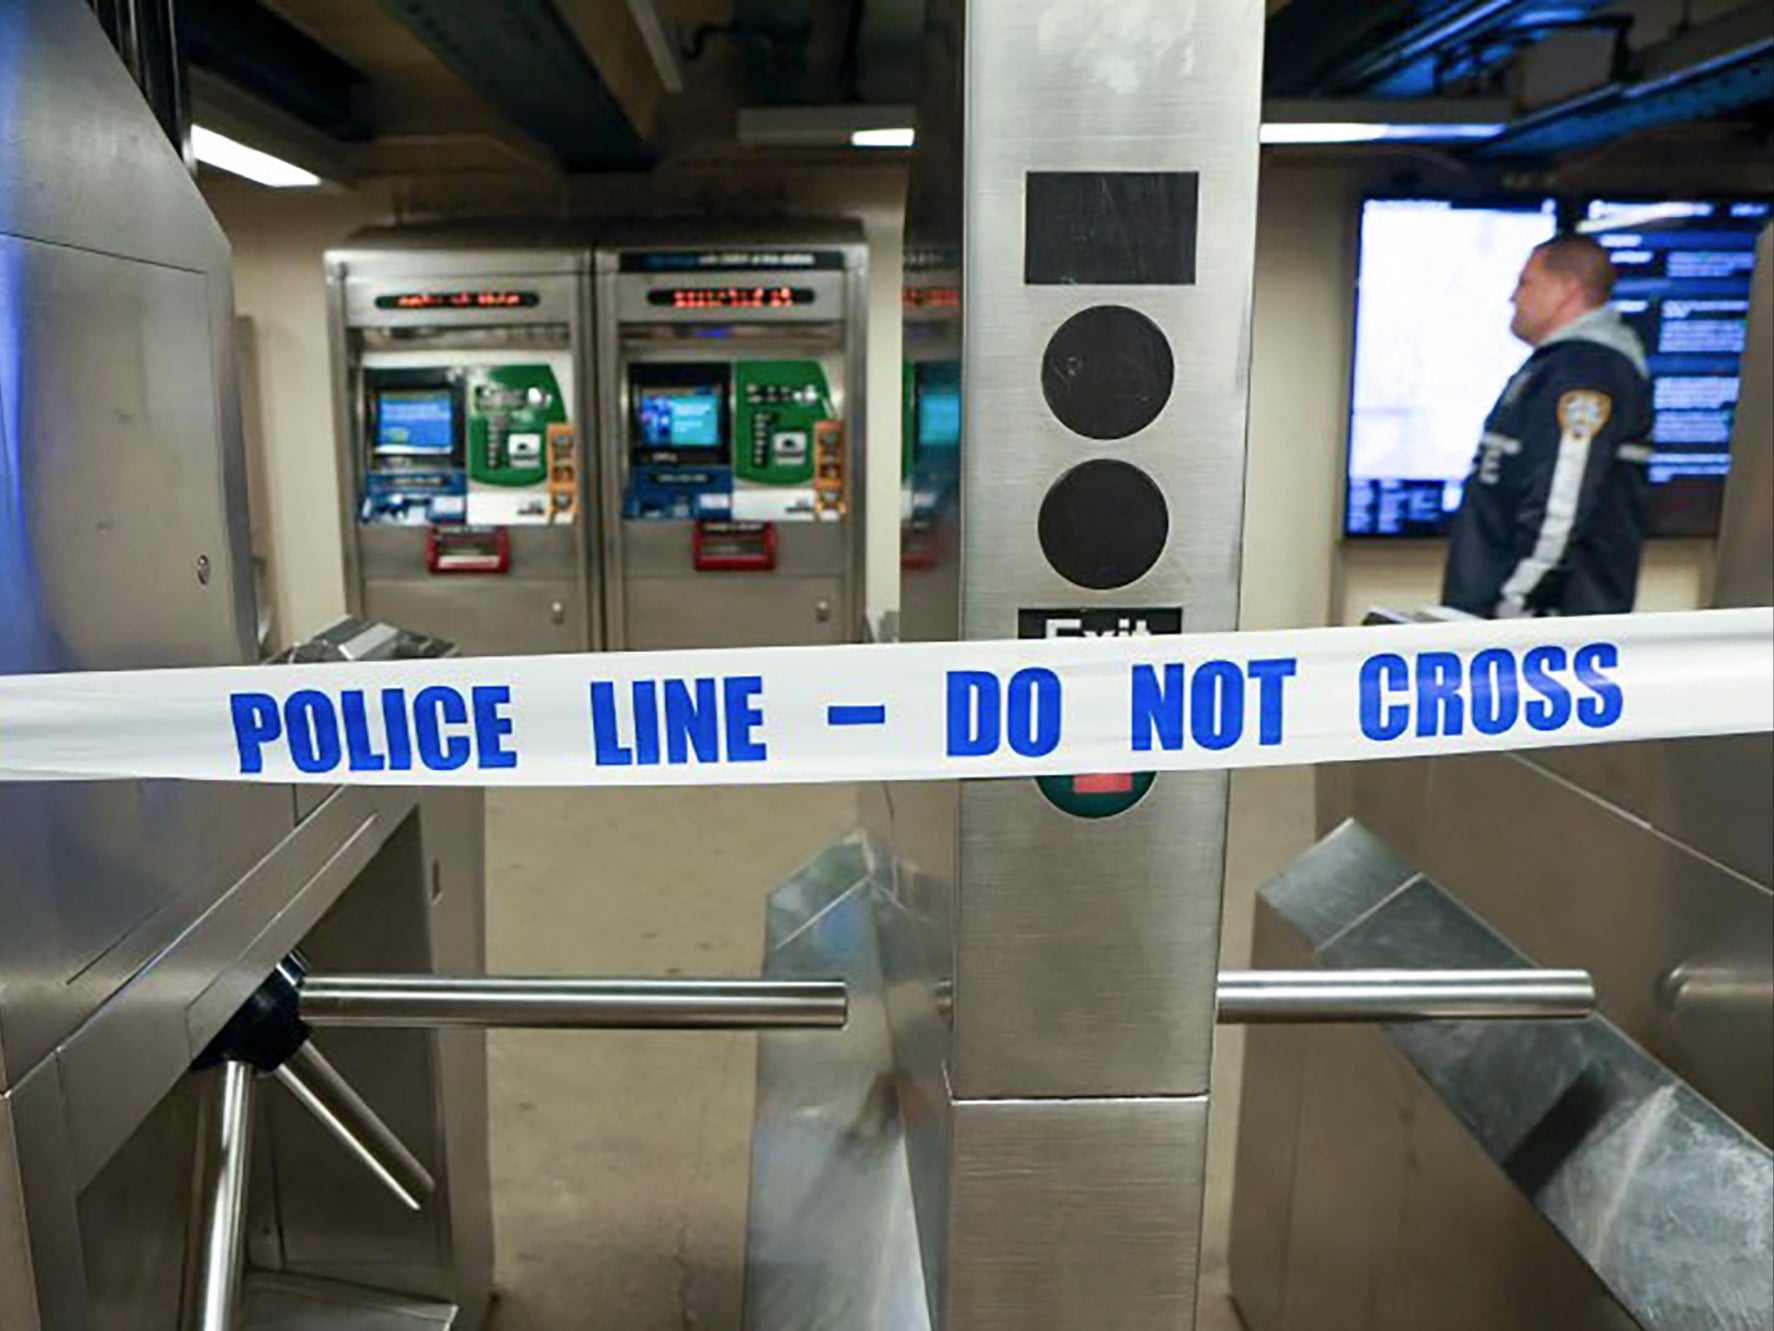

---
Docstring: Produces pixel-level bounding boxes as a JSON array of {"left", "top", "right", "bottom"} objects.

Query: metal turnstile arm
[
  {"left": 1215, "top": 968, "right": 1595, "bottom": 1023},
  {"left": 298, "top": 974, "right": 850, "bottom": 1030}
]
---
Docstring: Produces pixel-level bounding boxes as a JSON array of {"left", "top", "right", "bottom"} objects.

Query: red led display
[
  {"left": 904, "top": 287, "right": 961, "bottom": 308},
  {"left": 374, "top": 290, "right": 541, "bottom": 310},
  {"left": 645, "top": 286, "right": 817, "bottom": 310}
]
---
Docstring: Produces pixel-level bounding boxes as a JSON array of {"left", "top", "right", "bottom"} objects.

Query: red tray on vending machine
[{"left": 692, "top": 520, "right": 777, "bottom": 571}]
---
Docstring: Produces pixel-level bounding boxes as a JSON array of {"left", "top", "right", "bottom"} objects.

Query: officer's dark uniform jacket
[{"left": 1442, "top": 306, "right": 1653, "bottom": 617}]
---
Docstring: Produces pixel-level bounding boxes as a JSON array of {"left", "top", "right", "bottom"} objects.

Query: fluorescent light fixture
[
  {"left": 191, "top": 125, "right": 321, "bottom": 187},
  {"left": 736, "top": 106, "right": 916, "bottom": 148},
  {"left": 1260, "top": 121, "right": 1504, "bottom": 145},
  {"left": 851, "top": 126, "right": 916, "bottom": 149}
]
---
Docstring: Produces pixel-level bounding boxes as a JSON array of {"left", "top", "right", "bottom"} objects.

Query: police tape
[{"left": 0, "top": 609, "right": 1768, "bottom": 788}]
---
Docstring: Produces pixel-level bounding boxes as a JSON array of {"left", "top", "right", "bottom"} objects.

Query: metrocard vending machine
[
  {"left": 328, "top": 242, "right": 596, "bottom": 655},
  {"left": 594, "top": 232, "right": 866, "bottom": 650}
]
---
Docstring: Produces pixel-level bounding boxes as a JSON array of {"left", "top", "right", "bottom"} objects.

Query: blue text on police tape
[
  {"left": 947, "top": 657, "right": 1301, "bottom": 758},
  {"left": 589, "top": 676, "right": 767, "bottom": 766},
  {"left": 232, "top": 685, "right": 516, "bottom": 774},
  {"left": 1358, "top": 643, "right": 1622, "bottom": 741},
  {"left": 225, "top": 642, "right": 1630, "bottom": 778}
]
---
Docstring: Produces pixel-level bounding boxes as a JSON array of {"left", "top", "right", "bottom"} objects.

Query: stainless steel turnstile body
[
  {"left": 746, "top": 3, "right": 1269, "bottom": 1326},
  {"left": 1, "top": 6, "right": 494, "bottom": 1324},
  {"left": 327, "top": 239, "right": 599, "bottom": 656},
  {"left": 1228, "top": 227, "right": 1774, "bottom": 1331},
  {"left": 594, "top": 226, "right": 869, "bottom": 650}
]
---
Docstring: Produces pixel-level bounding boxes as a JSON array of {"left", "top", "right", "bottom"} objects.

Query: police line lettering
[{"left": 0, "top": 610, "right": 1766, "bottom": 787}]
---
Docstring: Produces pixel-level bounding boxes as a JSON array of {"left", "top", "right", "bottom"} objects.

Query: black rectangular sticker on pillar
[{"left": 1024, "top": 172, "right": 1199, "bottom": 286}]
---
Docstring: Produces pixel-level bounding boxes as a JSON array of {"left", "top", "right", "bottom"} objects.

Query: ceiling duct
[
  {"left": 380, "top": 0, "right": 650, "bottom": 171},
  {"left": 1478, "top": 6, "right": 1774, "bottom": 158},
  {"left": 1266, "top": 0, "right": 1614, "bottom": 98},
  {"left": 185, "top": 0, "right": 371, "bottom": 142}
]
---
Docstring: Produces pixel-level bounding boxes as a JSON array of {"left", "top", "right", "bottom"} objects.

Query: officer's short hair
[{"left": 1533, "top": 235, "right": 1617, "bottom": 305}]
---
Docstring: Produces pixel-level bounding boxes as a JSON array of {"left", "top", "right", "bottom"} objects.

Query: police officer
[{"left": 1443, "top": 234, "right": 1654, "bottom": 617}]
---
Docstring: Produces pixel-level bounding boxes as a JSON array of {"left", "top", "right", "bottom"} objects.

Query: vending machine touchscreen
[
  {"left": 625, "top": 363, "right": 733, "bottom": 519},
  {"left": 362, "top": 369, "right": 468, "bottom": 526}
]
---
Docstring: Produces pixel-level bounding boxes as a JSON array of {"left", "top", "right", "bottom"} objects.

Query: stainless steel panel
[
  {"left": 242, "top": 1273, "right": 459, "bottom": 1330},
  {"left": 0, "top": 1094, "right": 45, "bottom": 1330},
  {"left": 624, "top": 577, "right": 847, "bottom": 650},
  {"left": 866, "top": 796, "right": 956, "bottom": 1313},
  {"left": 7, "top": 1061, "right": 89, "bottom": 1329},
  {"left": 1260, "top": 819, "right": 1417, "bottom": 946},
  {"left": 261, "top": 820, "right": 456, "bottom": 1295},
  {"left": 744, "top": 836, "right": 932, "bottom": 1331},
  {"left": 1234, "top": 827, "right": 1774, "bottom": 1331},
  {"left": 1, "top": 8, "right": 491, "bottom": 1324},
  {"left": 619, "top": 519, "right": 848, "bottom": 577},
  {"left": 363, "top": 580, "right": 584, "bottom": 657},
  {"left": 55, "top": 791, "right": 406, "bottom": 1195},
  {"left": 953, "top": 772, "right": 1231, "bottom": 1096},
  {"left": 0, "top": 0, "right": 229, "bottom": 272},
  {"left": 1528, "top": 736, "right": 1774, "bottom": 887},
  {"left": 1383, "top": 1090, "right": 1638, "bottom": 1331},
  {"left": 243, "top": 794, "right": 491, "bottom": 1327},
  {"left": 944, "top": 0, "right": 1265, "bottom": 1098},
  {"left": 946, "top": 1095, "right": 1210, "bottom": 1330},
  {"left": 1355, "top": 750, "right": 1774, "bottom": 1144},
  {"left": 1225, "top": 910, "right": 1311, "bottom": 1331},
  {"left": 1272, "top": 1024, "right": 1415, "bottom": 1331},
  {"left": 0, "top": 18, "right": 291, "bottom": 1093},
  {"left": 618, "top": 519, "right": 851, "bottom": 650}
]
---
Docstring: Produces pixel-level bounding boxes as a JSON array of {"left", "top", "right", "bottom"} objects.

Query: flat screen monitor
[
  {"left": 1344, "top": 197, "right": 1559, "bottom": 537},
  {"left": 1583, "top": 198, "right": 1770, "bottom": 536},
  {"left": 914, "top": 363, "right": 961, "bottom": 452},
  {"left": 638, "top": 389, "right": 722, "bottom": 448},
  {"left": 374, "top": 388, "right": 457, "bottom": 455},
  {"left": 629, "top": 363, "right": 730, "bottom": 465}
]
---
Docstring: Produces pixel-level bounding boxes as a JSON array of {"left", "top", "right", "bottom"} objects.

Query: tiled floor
[{"left": 483, "top": 768, "right": 1315, "bottom": 1330}]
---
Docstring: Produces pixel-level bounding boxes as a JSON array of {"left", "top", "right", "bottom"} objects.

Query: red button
[{"left": 1072, "top": 772, "right": 1135, "bottom": 795}]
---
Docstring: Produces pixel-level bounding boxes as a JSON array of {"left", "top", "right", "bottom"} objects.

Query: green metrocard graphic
[
  {"left": 734, "top": 360, "right": 832, "bottom": 487},
  {"left": 468, "top": 365, "right": 565, "bottom": 487},
  {"left": 1021, "top": 607, "right": 1182, "bottom": 819}
]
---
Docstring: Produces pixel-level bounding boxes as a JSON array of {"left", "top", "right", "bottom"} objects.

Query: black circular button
[
  {"left": 1037, "top": 460, "right": 1169, "bottom": 590},
  {"left": 1040, "top": 306, "right": 1174, "bottom": 440}
]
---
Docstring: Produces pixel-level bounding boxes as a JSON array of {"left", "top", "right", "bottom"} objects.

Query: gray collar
[{"left": 1539, "top": 306, "right": 1650, "bottom": 378}]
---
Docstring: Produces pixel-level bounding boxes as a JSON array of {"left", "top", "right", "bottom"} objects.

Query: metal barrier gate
[{"left": 740, "top": 4, "right": 1602, "bottom": 1328}]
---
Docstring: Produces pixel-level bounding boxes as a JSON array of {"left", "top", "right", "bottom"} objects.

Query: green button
[{"left": 1037, "top": 771, "right": 1155, "bottom": 819}]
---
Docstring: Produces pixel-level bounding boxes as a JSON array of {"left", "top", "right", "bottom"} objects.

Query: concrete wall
[{"left": 208, "top": 179, "right": 397, "bottom": 647}]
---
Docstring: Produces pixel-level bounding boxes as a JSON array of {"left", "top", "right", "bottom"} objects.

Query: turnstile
[
  {"left": 741, "top": 2, "right": 1588, "bottom": 1328},
  {"left": 1226, "top": 225, "right": 1774, "bottom": 1331}
]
